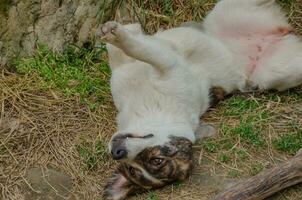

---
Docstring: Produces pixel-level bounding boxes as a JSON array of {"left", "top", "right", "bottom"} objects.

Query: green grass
[
  {"left": 273, "top": 130, "right": 302, "bottom": 155},
  {"left": 232, "top": 119, "right": 264, "bottom": 147},
  {"left": 222, "top": 96, "right": 259, "bottom": 116},
  {"left": 15, "top": 45, "right": 110, "bottom": 105},
  {"left": 202, "top": 140, "right": 221, "bottom": 153},
  {"left": 277, "top": 0, "right": 296, "bottom": 11},
  {"left": 120, "top": 0, "right": 215, "bottom": 34},
  {"left": 202, "top": 95, "right": 272, "bottom": 152},
  {"left": 171, "top": 180, "right": 183, "bottom": 189},
  {"left": 218, "top": 153, "right": 230, "bottom": 163},
  {"left": 145, "top": 192, "right": 160, "bottom": 200},
  {"left": 200, "top": 88, "right": 302, "bottom": 182},
  {"left": 250, "top": 163, "right": 264, "bottom": 176},
  {"left": 284, "top": 89, "right": 302, "bottom": 101},
  {"left": 227, "top": 169, "right": 240, "bottom": 178},
  {"left": 76, "top": 139, "right": 108, "bottom": 170},
  {"left": 233, "top": 148, "right": 248, "bottom": 160},
  {"left": 97, "top": 0, "right": 124, "bottom": 24},
  {"left": 215, "top": 118, "right": 264, "bottom": 149},
  {"left": 200, "top": 94, "right": 273, "bottom": 176}
]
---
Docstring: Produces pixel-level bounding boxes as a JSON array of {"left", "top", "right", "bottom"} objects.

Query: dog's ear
[{"left": 103, "top": 170, "right": 135, "bottom": 200}]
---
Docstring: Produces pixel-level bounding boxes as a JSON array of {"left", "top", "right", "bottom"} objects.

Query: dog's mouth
[{"left": 104, "top": 136, "right": 194, "bottom": 200}]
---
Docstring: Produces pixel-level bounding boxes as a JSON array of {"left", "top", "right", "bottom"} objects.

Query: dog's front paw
[{"left": 95, "top": 21, "right": 125, "bottom": 43}]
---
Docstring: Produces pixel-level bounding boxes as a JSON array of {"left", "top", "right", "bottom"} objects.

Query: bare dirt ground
[{"left": 1, "top": 0, "right": 302, "bottom": 200}]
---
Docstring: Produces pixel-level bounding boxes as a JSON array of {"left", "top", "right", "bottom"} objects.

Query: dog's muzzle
[{"left": 110, "top": 135, "right": 128, "bottom": 160}]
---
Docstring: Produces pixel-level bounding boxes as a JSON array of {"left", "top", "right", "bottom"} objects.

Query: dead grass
[
  {"left": 0, "top": 69, "right": 116, "bottom": 199},
  {"left": 100, "top": 0, "right": 216, "bottom": 33},
  {"left": 1, "top": 0, "right": 302, "bottom": 200}
]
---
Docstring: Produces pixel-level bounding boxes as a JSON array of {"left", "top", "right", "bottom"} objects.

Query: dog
[{"left": 96, "top": 0, "right": 302, "bottom": 199}]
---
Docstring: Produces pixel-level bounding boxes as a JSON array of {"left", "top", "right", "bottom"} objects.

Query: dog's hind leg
[
  {"left": 204, "top": 0, "right": 289, "bottom": 38},
  {"left": 96, "top": 21, "right": 183, "bottom": 74},
  {"left": 252, "top": 54, "right": 302, "bottom": 91}
]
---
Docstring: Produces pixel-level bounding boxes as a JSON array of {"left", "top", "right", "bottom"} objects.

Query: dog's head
[{"left": 103, "top": 135, "right": 193, "bottom": 200}]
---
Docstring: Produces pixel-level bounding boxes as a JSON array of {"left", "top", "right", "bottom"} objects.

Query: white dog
[{"left": 96, "top": 0, "right": 302, "bottom": 199}]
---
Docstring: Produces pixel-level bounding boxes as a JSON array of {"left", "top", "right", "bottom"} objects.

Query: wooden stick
[{"left": 211, "top": 149, "right": 302, "bottom": 200}]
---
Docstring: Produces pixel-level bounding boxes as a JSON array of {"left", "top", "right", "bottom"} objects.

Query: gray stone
[
  {"left": 23, "top": 167, "right": 73, "bottom": 200},
  {"left": 0, "top": 0, "right": 111, "bottom": 66},
  {"left": 191, "top": 172, "right": 239, "bottom": 192}
]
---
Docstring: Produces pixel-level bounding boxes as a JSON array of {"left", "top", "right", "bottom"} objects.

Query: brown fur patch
[
  {"left": 123, "top": 136, "right": 192, "bottom": 187},
  {"left": 104, "top": 136, "right": 194, "bottom": 199},
  {"left": 135, "top": 136, "right": 193, "bottom": 181},
  {"left": 210, "top": 86, "right": 227, "bottom": 105}
]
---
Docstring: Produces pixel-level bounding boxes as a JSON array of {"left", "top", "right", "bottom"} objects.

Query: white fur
[
  {"left": 204, "top": 0, "right": 302, "bottom": 90},
  {"left": 105, "top": 25, "right": 210, "bottom": 159},
  {"left": 98, "top": 0, "right": 302, "bottom": 159}
]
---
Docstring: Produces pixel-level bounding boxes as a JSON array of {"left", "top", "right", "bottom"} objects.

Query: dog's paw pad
[{"left": 95, "top": 21, "right": 123, "bottom": 42}]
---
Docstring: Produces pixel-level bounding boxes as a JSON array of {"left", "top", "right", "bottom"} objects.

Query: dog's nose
[
  {"left": 111, "top": 146, "right": 127, "bottom": 160},
  {"left": 110, "top": 133, "right": 129, "bottom": 160}
]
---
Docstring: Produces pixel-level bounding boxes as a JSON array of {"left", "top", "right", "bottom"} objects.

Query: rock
[
  {"left": 23, "top": 167, "right": 73, "bottom": 200},
  {"left": 0, "top": 0, "right": 114, "bottom": 66},
  {"left": 191, "top": 172, "right": 239, "bottom": 192}
]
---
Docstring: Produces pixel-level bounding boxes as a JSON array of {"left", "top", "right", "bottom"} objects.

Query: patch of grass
[
  {"left": 201, "top": 106, "right": 266, "bottom": 172},
  {"left": 202, "top": 119, "right": 264, "bottom": 154},
  {"left": 250, "top": 163, "right": 264, "bottom": 176},
  {"left": 273, "top": 130, "right": 302, "bottom": 155},
  {"left": 120, "top": 0, "right": 216, "bottom": 34},
  {"left": 233, "top": 148, "right": 248, "bottom": 160},
  {"left": 222, "top": 96, "right": 259, "bottom": 116},
  {"left": 218, "top": 153, "right": 230, "bottom": 163},
  {"left": 227, "top": 170, "right": 240, "bottom": 178},
  {"left": 285, "top": 88, "right": 302, "bottom": 101},
  {"left": 76, "top": 139, "right": 108, "bottom": 170},
  {"left": 145, "top": 192, "right": 160, "bottom": 200},
  {"left": 232, "top": 119, "right": 264, "bottom": 147},
  {"left": 201, "top": 136, "right": 234, "bottom": 153},
  {"left": 277, "top": 0, "right": 295, "bottom": 11},
  {"left": 171, "top": 180, "right": 182, "bottom": 189},
  {"left": 201, "top": 140, "right": 220, "bottom": 153},
  {"left": 220, "top": 117, "right": 265, "bottom": 148},
  {"left": 15, "top": 45, "right": 110, "bottom": 105},
  {"left": 265, "top": 92, "right": 282, "bottom": 102},
  {"left": 261, "top": 88, "right": 302, "bottom": 103}
]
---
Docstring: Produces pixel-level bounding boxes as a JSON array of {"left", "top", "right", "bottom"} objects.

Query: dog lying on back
[{"left": 96, "top": 0, "right": 302, "bottom": 199}]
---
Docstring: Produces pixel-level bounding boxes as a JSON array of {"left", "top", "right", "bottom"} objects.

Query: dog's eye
[
  {"left": 129, "top": 167, "right": 136, "bottom": 176},
  {"left": 151, "top": 158, "right": 164, "bottom": 166}
]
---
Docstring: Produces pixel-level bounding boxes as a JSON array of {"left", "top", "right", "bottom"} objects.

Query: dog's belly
[
  {"left": 243, "top": 35, "right": 282, "bottom": 77},
  {"left": 221, "top": 29, "right": 289, "bottom": 83}
]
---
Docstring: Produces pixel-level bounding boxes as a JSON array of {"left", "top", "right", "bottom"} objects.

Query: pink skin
[
  {"left": 113, "top": 175, "right": 128, "bottom": 192},
  {"left": 246, "top": 34, "right": 282, "bottom": 75},
  {"left": 219, "top": 26, "right": 291, "bottom": 78},
  {"left": 245, "top": 27, "right": 290, "bottom": 76}
]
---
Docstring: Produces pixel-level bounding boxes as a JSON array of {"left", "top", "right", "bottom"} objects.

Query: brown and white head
[{"left": 103, "top": 131, "right": 194, "bottom": 200}]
